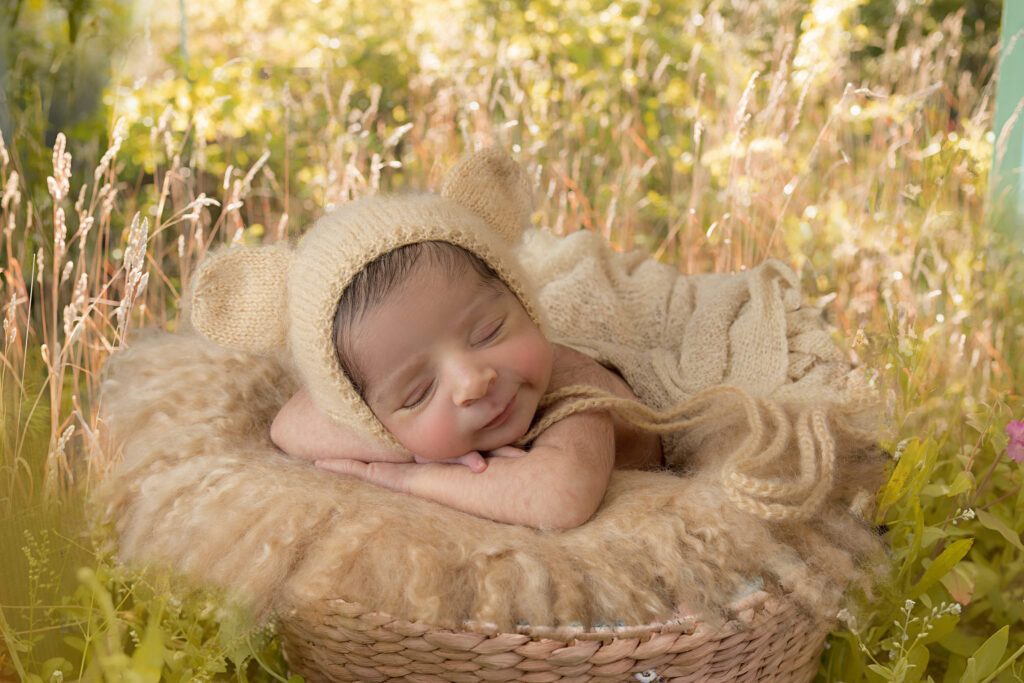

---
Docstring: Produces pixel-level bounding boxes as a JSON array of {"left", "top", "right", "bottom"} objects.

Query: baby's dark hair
[{"left": 333, "top": 241, "right": 502, "bottom": 397}]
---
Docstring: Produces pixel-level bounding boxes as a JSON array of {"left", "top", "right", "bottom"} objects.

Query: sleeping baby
[
  {"left": 189, "top": 146, "right": 882, "bottom": 534},
  {"left": 267, "top": 149, "right": 663, "bottom": 529}
]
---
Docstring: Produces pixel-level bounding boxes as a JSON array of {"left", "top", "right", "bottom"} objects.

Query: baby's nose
[{"left": 453, "top": 365, "right": 497, "bottom": 406}]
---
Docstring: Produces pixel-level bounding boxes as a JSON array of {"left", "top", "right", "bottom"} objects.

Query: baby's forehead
[
  {"left": 355, "top": 246, "right": 508, "bottom": 320},
  {"left": 390, "top": 250, "right": 508, "bottom": 300}
]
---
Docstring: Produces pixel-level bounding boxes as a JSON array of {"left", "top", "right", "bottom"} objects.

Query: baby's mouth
[{"left": 482, "top": 394, "right": 517, "bottom": 430}]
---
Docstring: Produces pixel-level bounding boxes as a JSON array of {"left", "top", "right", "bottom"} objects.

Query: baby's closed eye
[
  {"left": 471, "top": 317, "right": 505, "bottom": 346},
  {"left": 403, "top": 379, "right": 435, "bottom": 409}
]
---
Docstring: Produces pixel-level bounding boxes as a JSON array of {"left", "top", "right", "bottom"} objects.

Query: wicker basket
[{"left": 279, "top": 590, "right": 828, "bottom": 682}]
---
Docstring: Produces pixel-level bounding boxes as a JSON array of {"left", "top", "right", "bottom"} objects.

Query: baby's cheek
[
  {"left": 404, "top": 411, "right": 467, "bottom": 462},
  {"left": 512, "top": 334, "right": 553, "bottom": 388}
]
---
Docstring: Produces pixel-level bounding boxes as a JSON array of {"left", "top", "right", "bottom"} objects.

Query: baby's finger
[
  {"left": 456, "top": 451, "right": 487, "bottom": 472},
  {"left": 487, "top": 446, "right": 528, "bottom": 459},
  {"left": 315, "top": 459, "right": 365, "bottom": 476},
  {"left": 316, "top": 459, "right": 411, "bottom": 493}
]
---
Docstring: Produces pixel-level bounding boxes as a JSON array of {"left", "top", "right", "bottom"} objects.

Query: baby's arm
[
  {"left": 316, "top": 410, "right": 614, "bottom": 529},
  {"left": 316, "top": 345, "right": 619, "bottom": 530},
  {"left": 271, "top": 388, "right": 414, "bottom": 464}
]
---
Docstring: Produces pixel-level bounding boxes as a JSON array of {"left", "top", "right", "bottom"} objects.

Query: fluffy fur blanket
[{"left": 98, "top": 228, "right": 886, "bottom": 632}]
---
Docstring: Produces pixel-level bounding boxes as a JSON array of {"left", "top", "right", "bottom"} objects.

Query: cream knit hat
[{"left": 189, "top": 148, "right": 539, "bottom": 449}]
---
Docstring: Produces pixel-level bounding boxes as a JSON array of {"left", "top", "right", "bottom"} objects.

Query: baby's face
[{"left": 347, "top": 258, "right": 552, "bottom": 461}]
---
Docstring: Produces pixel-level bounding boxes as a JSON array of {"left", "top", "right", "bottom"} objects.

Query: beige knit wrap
[{"left": 513, "top": 228, "right": 881, "bottom": 522}]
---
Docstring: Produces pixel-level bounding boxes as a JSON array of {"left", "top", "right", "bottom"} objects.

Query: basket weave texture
[{"left": 280, "top": 591, "right": 827, "bottom": 682}]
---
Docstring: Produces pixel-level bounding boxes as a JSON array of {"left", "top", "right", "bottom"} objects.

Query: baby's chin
[{"left": 478, "top": 405, "right": 536, "bottom": 452}]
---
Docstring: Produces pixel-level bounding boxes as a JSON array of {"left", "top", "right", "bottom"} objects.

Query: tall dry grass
[{"left": 1, "top": 0, "right": 1021, "bottom": 679}]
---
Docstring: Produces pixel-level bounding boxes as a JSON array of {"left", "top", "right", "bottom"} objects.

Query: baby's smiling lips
[{"left": 482, "top": 394, "right": 517, "bottom": 430}]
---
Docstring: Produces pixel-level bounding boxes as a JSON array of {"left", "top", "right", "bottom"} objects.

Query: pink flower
[{"left": 1007, "top": 420, "right": 1024, "bottom": 463}]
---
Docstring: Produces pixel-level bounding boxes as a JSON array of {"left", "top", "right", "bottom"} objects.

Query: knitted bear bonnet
[{"left": 188, "top": 148, "right": 540, "bottom": 451}]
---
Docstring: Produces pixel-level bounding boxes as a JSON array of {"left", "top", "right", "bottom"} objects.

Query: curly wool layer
[{"left": 97, "top": 332, "right": 885, "bottom": 632}]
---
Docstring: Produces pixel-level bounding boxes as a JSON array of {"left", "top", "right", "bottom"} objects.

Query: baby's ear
[
  {"left": 440, "top": 147, "right": 533, "bottom": 243},
  {"left": 188, "top": 245, "right": 293, "bottom": 351}
]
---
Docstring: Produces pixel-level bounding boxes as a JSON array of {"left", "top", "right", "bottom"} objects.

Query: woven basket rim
[
  {"left": 290, "top": 589, "right": 789, "bottom": 643},
  {"left": 279, "top": 588, "right": 829, "bottom": 682}
]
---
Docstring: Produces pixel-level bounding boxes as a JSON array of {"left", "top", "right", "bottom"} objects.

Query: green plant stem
[
  {"left": 970, "top": 449, "right": 1006, "bottom": 511},
  {"left": 0, "top": 604, "right": 29, "bottom": 681},
  {"left": 245, "top": 632, "right": 288, "bottom": 683},
  {"left": 978, "top": 484, "right": 1022, "bottom": 512},
  {"left": 980, "top": 641, "right": 1024, "bottom": 683},
  {"left": 960, "top": 414, "right": 991, "bottom": 485},
  {"left": 7, "top": 0, "right": 24, "bottom": 27}
]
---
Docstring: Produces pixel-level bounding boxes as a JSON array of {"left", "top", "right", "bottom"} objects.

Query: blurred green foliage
[
  {"left": 2, "top": 0, "right": 1021, "bottom": 681},
  {"left": 1, "top": 525, "right": 291, "bottom": 682},
  {"left": 857, "top": 0, "right": 1002, "bottom": 81},
  {"left": 1, "top": 0, "right": 132, "bottom": 194}
]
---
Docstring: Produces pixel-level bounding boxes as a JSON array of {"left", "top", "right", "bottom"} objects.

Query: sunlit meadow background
[{"left": 1, "top": 0, "right": 1022, "bottom": 680}]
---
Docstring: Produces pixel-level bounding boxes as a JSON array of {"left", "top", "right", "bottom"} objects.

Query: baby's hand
[
  {"left": 413, "top": 447, "right": 528, "bottom": 473},
  {"left": 414, "top": 451, "right": 488, "bottom": 472},
  {"left": 316, "top": 448, "right": 529, "bottom": 490},
  {"left": 316, "top": 459, "right": 419, "bottom": 493}
]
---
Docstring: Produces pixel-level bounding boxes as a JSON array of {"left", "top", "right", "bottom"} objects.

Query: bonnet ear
[
  {"left": 440, "top": 147, "right": 533, "bottom": 243},
  {"left": 188, "top": 245, "right": 293, "bottom": 351}
]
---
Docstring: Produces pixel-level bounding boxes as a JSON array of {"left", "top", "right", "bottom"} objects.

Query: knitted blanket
[
  {"left": 99, "top": 228, "right": 885, "bottom": 632},
  {"left": 518, "top": 229, "right": 883, "bottom": 520}
]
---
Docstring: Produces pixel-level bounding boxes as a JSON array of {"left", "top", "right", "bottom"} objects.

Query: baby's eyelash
[
  {"left": 473, "top": 318, "right": 505, "bottom": 345},
  {"left": 403, "top": 380, "right": 434, "bottom": 409}
]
